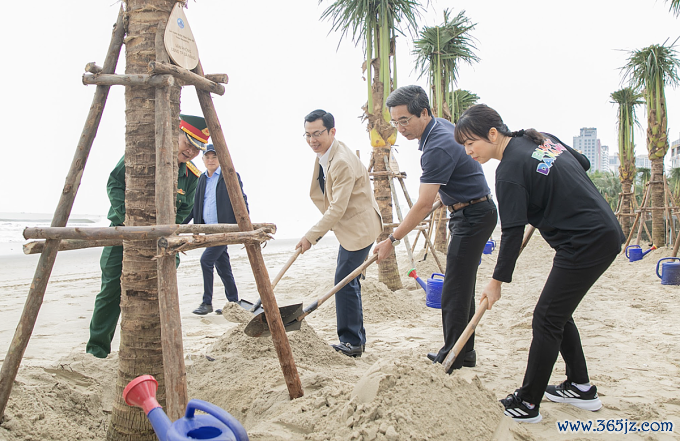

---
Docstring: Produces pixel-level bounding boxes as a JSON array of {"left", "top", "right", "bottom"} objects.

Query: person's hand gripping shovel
[{"left": 244, "top": 254, "right": 378, "bottom": 337}]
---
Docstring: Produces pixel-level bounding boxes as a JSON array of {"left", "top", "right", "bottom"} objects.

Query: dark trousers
[
  {"left": 201, "top": 245, "right": 238, "bottom": 305},
  {"left": 335, "top": 243, "right": 372, "bottom": 346},
  {"left": 519, "top": 255, "right": 616, "bottom": 407},
  {"left": 434, "top": 200, "right": 497, "bottom": 369}
]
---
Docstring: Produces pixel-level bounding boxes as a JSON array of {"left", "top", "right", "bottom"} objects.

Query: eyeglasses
[
  {"left": 303, "top": 129, "right": 329, "bottom": 140},
  {"left": 389, "top": 115, "right": 415, "bottom": 128}
]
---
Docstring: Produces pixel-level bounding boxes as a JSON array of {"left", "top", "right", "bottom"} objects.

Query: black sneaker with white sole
[
  {"left": 500, "top": 391, "right": 542, "bottom": 423},
  {"left": 544, "top": 380, "right": 602, "bottom": 411}
]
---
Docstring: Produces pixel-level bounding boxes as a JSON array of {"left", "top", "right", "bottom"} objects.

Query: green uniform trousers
[
  {"left": 86, "top": 245, "right": 122, "bottom": 358},
  {"left": 86, "top": 246, "right": 179, "bottom": 358}
]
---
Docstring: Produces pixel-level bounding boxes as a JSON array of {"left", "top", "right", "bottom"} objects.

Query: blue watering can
[
  {"left": 656, "top": 258, "right": 680, "bottom": 285},
  {"left": 408, "top": 269, "right": 444, "bottom": 309},
  {"left": 123, "top": 375, "right": 249, "bottom": 441},
  {"left": 483, "top": 240, "right": 495, "bottom": 255},
  {"left": 625, "top": 245, "right": 656, "bottom": 262}
]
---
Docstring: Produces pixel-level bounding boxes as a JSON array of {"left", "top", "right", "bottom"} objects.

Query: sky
[{"left": 3, "top": 0, "right": 679, "bottom": 239}]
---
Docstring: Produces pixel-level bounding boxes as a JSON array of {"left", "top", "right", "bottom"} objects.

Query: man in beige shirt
[{"left": 296, "top": 109, "right": 382, "bottom": 357}]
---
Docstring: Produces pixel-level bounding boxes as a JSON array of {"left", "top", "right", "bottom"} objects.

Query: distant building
[
  {"left": 636, "top": 155, "right": 651, "bottom": 169},
  {"left": 573, "top": 128, "right": 608, "bottom": 172},
  {"left": 608, "top": 154, "right": 653, "bottom": 176},
  {"left": 671, "top": 134, "right": 680, "bottom": 169}
]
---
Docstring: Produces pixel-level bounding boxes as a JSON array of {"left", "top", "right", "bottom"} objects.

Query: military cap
[{"left": 180, "top": 114, "right": 210, "bottom": 151}]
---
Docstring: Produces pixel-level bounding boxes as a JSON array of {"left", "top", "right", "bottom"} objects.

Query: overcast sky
[{"left": 3, "top": 0, "right": 678, "bottom": 239}]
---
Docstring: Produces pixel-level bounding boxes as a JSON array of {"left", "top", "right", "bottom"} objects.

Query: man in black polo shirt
[{"left": 374, "top": 85, "right": 497, "bottom": 372}]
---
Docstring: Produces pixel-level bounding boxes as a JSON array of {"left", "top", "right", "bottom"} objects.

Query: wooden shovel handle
[
  {"left": 272, "top": 248, "right": 301, "bottom": 289},
  {"left": 299, "top": 254, "right": 378, "bottom": 319},
  {"left": 442, "top": 297, "right": 488, "bottom": 372}
]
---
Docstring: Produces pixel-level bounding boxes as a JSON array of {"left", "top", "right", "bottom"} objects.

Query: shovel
[
  {"left": 244, "top": 254, "right": 378, "bottom": 337},
  {"left": 441, "top": 225, "right": 535, "bottom": 372},
  {"left": 239, "top": 248, "right": 302, "bottom": 314}
]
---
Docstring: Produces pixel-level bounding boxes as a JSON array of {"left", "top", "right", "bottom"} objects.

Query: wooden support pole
[
  {"left": 384, "top": 156, "right": 416, "bottom": 270},
  {"left": 23, "top": 223, "right": 276, "bottom": 240},
  {"left": 204, "top": 74, "right": 229, "bottom": 84},
  {"left": 83, "top": 73, "right": 173, "bottom": 88},
  {"left": 623, "top": 182, "right": 651, "bottom": 253},
  {"left": 664, "top": 176, "right": 676, "bottom": 247},
  {"left": 157, "top": 229, "right": 272, "bottom": 255},
  {"left": 154, "top": 77, "right": 187, "bottom": 420},
  {"left": 149, "top": 61, "right": 226, "bottom": 95},
  {"left": 0, "top": 7, "right": 125, "bottom": 421},
  {"left": 84, "top": 62, "right": 103, "bottom": 74},
  {"left": 193, "top": 62, "right": 303, "bottom": 399},
  {"left": 23, "top": 239, "right": 121, "bottom": 255}
]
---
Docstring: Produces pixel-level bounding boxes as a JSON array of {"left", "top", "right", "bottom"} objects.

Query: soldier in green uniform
[{"left": 86, "top": 114, "right": 210, "bottom": 358}]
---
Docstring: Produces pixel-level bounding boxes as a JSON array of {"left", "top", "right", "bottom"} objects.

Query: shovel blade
[{"left": 244, "top": 303, "right": 303, "bottom": 337}]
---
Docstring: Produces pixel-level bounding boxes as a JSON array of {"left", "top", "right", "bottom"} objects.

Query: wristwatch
[{"left": 388, "top": 234, "right": 400, "bottom": 247}]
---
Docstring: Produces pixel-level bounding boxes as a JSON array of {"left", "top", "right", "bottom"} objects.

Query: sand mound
[
  {"left": 0, "top": 353, "right": 117, "bottom": 441},
  {"left": 187, "top": 322, "right": 509, "bottom": 441}
]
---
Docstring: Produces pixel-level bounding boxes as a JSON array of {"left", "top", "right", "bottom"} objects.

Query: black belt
[{"left": 448, "top": 195, "right": 490, "bottom": 212}]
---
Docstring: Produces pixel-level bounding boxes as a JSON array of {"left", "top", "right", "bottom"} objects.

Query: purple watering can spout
[
  {"left": 123, "top": 375, "right": 249, "bottom": 441},
  {"left": 408, "top": 268, "right": 427, "bottom": 291}
]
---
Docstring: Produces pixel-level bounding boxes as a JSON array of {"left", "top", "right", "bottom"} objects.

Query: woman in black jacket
[{"left": 454, "top": 104, "right": 624, "bottom": 423}]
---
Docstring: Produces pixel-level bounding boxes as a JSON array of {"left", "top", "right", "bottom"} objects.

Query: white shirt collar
[{"left": 317, "top": 140, "right": 335, "bottom": 174}]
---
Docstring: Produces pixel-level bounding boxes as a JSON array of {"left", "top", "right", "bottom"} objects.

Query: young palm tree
[
  {"left": 622, "top": 40, "right": 680, "bottom": 246},
  {"left": 450, "top": 89, "right": 479, "bottom": 123},
  {"left": 589, "top": 171, "right": 623, "bottom": 212},
  {"left": 667, "top": 0, "right": 680, "bottom": 16},
  {"left": 412, "top": 9, "right": 478, "bottom": 252},
  {"left": 412, "top": 9, "right": 478, "bottom": 120},
  {"left": 610, "top": 87, "right": 643, "bottom": 237},
  {"left": 320, "top": 0, "right": 423, "bottom": 289},
  {"left": 107, "top": 1, "right": 179, "bottom": 439}
]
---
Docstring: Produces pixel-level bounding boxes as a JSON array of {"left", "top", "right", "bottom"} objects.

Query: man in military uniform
[{"left": 86, "top": 114, "right": 209, "bottom": 358}]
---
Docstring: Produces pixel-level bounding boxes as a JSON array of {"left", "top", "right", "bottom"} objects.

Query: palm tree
[
  {"left": 107, "top": 1, "right": 178, "bottom": 439},
  {"left": 622, "top": 40, "right": 680, "bottom": 246},
  {"left": 635, "top": 167, "right": 652, "bottom": 206},
  {"left": 666, "top": 0, "right": 680, "bottom": 16},
  {"left": 450, "top": 89, "right": 479, "bottom": 123},
  {"left": 413, "top": 9, "right": 478, "bottom": 120},
  {"left": 669, "top": 167, "right": 680, "bottom": 205},
  {"left": 610, "top": 87, "right": 643, "bottom": 237},
  {"left": 412, "top": 9, "right": 478, "bottom": 253},
  {"left": 320, "top": 0, "right": 423, "bottom": 289},
  {"left": 589, "top": 171, "right": 622, "bottom": 212}
]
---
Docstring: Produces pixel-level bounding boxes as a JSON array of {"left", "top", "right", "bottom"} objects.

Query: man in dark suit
[{"left": 185, "top": 144, "right": 248, "bottom": 315}]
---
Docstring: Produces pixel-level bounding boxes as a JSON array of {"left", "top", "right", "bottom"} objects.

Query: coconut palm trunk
[
  {"left": 610, "top": 87, "right": 642, "bottom": 238},
  {"left": 107, "top": 1, "right": 178, "bottom": 439},
  {"left": 321, "top": 0, "right": 423, "bottom": 290},
  {"left": 623, "top": 40, "right": 680, "bottom": 247}
]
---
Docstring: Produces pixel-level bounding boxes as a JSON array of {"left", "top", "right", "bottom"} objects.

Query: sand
[{"left": 0, "top": 234, "right": 679, "bottom": 440}]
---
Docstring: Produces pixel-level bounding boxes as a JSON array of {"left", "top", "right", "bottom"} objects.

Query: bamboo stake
[
  {"left": 0, "top": 7, "right": 125, "bottom": 420},
  {"left": 384, "top": 156, "right": 416, "bottom": 270},
  {"left": 193, "top": 62, "right": 303, "bottom": 400},
  {"left": 157, "top": 229, "right": 272, "bottom": 255},
  {"left": 23, "top": 239, "right": 121, "bottom": 255},
  {"left": 149, "top": 61, "right": 226, "bottom": 95}
]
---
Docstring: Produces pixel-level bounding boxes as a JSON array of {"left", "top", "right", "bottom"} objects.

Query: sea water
[{"left": 0, "top": 212, "right": 110, "bottom": 256}]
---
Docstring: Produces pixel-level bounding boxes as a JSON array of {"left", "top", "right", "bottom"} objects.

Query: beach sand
[{"left": 0, "top": 234, "right": 678, "bottom": 440}]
